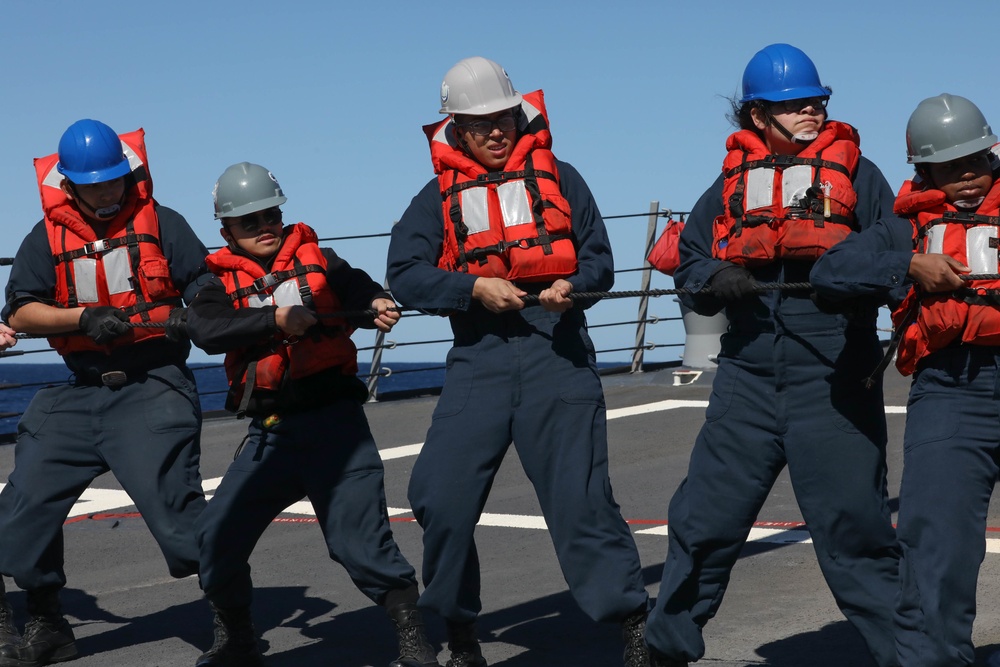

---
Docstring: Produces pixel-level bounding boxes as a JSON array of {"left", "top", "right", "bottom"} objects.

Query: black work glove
[
  {"left": 708, "top": 262, "right": 757, "bottom": 301},
  {"left": 164, "top": 308, "right": 188, "bottom": 343},
  {"left": 78, "top": 306, "right": 130, "bottom": 344}
]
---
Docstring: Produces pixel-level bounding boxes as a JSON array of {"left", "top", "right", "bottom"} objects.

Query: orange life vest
[
  {"left": 713, "top": 120, "right": 861, "bottom": 266},
  {"left": 891, "top": 178, "right": 1000, "bottom": 375},
  {"left": 206, "top": 223, "right": 359, "bottom": 410},
  {"left": 34, "top": 128, "right": 182, "bottom": 356},
  {"left": 427, "top": 89, "right": 578, "bottom": 282}
]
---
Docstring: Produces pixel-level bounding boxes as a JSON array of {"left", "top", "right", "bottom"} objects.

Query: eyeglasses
[
  {"left": 226, "top": 208, "right": 282, "bottom": 234},
  {"left": 769, "top": 97, "right": 829, "bottom": 114},
  {"left": 457, "top": 113, "right": 518, "bottom": 137}
]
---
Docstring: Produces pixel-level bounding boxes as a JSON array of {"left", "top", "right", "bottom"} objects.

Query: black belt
[{"left": 73, "top": 361, "right": 180, "bottom": 388}]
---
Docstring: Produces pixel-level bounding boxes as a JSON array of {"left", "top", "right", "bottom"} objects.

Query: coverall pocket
[
  {"left": 431, "top": 345, "right": 479, "bottom": 419},
  {"left": 16, "top": 387, "right": 59, "bottom": 438},
  {"left": 704, "top": 362, "right": 739, "bottom": 423}
]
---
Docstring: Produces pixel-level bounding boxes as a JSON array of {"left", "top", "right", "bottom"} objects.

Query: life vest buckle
[
  {"left": 477, "top": 172, "right": 508, "bottom": 185},
  {"left": 83, "top": 238, "right": 111, "bottom": 256},
  {"left": 252, "top": 273, "right": 280, "bottom": 292}
]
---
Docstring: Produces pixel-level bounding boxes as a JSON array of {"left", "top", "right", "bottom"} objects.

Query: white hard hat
[{"left": 439, "top": 57, "right": 522, "bottom": 115}]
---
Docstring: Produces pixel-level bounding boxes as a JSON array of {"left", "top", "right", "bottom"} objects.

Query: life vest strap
[
  {"left": 229, "top": 264, "right": 325, "bottom": 301},
  {"left": 53, "top": 233, "right": 159, "bottom": 263},
  {"left": 724, "top": 155, "right": 852, "bottom": 180},
  {"left": 442, "top": 169, "right": 557, "bottom": 198}
]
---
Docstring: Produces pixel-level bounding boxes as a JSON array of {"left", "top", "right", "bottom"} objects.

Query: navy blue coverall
[
  {"left": 386, "top": 161, "right": 649, "bottom": 625},
  {"left": 0, "top": 206, "right": 209, "bottom": 590},
  {"left": 812, "top": 215, "right": 1000, "bottom": 667},
  {"left": 186, "top": 243, "right": 419, "bottom": 611},
  {"left": 644, "top": 159, "right": 901, "bottom": 667}
]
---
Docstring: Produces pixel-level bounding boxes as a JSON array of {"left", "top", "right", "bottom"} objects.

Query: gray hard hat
[
  {"left": 906, "top": 93, "right": 997, "bottom": 164},
  {"left": 439, "top": 56, "right": 522, "bottom": 115},
  {"left": 213, "top": 162, "right": 287, "bottom": 219}
]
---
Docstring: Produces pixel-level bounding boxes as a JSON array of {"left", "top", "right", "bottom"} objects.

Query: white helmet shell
[{"left": 439, "top": 56, "right": 522, "bottom": 116}]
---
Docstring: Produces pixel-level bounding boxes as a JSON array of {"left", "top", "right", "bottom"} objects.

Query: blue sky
[{"left": 2, "top": 0, "right": 998, "bottom": 365}]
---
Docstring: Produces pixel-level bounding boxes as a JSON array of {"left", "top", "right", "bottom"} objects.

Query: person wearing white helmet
[
  {"left": 813, "top": 93, "right": 1000, "bottom": 667},
  {"left": 387, "top": 57, "right": 651, "bottom": 667},
  {"left": 644, "top": 44, "right": 902, "bottom": 667},
  {"left": 0, "top": 119, "right": 209, "bottom": 666}
]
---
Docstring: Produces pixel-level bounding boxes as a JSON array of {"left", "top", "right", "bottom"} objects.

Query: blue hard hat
[
  {"left": 739, "top": 44, "right": 831, "bottom": 104},
  {"left": 56, "top": 119, "right": 132, "bottom": 185}
]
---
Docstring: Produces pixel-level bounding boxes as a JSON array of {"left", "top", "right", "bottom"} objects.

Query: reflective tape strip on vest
[
  {"left": 34, "top": 128, "right": 181, "bottom": 356},
  {"left": 425, "top": 89, "right": 578, "bottom": 282},
  {"left": 891, "top": 179, "right": 1000, "bottom": 375},
  {"left": 713, "top": 120, "right": 861, "bottom": 266},
  {"left": 206, "top": 222, "right": 359, "bottom": 399}
]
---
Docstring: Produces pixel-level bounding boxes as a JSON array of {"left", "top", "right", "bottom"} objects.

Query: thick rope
[{"left": 9, "top": 273, "right": 999, "bottom": 341}]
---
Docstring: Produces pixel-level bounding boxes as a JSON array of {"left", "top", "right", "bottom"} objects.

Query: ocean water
[{"left": 0, "top": 361, "right": 447, "bottom": 438}]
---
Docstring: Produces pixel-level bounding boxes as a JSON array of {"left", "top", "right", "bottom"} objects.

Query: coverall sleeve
[
  {"left": 809, "top": 158, "right": 915, "bottom": 306},
  {"left": 386, "top": 178, "right": 479, "bottom": 313},
  {"left": 321, "top": 247, "right": 392, "bottom": 329},
  {"left": 672, "top": 174, "right": 728, "bottom": 316},
  {"left": 2, "top": 221, "right": 57, "bottom": 322},
  {"left": 186, "top": 277, "right": 278, "bottom": 356},
  {"left": 556, "top": 161, "right": 614, "bottom": 298},
  {"left": 156, "top": 205, "right": 212, "bottom": 305}
]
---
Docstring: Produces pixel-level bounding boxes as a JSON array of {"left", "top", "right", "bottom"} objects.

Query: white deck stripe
[{"left": 381, "top": 400, "right": 909, "bottom": 462}]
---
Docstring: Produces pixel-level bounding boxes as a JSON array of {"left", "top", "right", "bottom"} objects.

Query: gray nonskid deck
[{"left": 1, "top": 366, "right": 998, "bottom": 666}]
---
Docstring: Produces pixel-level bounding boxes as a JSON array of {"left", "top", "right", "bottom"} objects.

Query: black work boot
[
  {"left": 0, "top": 580, "right": 20, "bottom": 650},
  {"left": 0, "top": 587, "right": 76, "bottom": 667},
  {"left": 444, "top": 620, "right": 486, "bottom": 667},
  {"left": 648, "top": 647, "right": 688, "bottom": 667},
  {"left": 195, "top": 605, "right": 264, "bottom": 667},
  {"left": 387, "top": 602, "right": 439, "bottom": 667},
  {"left": 621, "top": 608, "right": 651, "bottom": 667}
]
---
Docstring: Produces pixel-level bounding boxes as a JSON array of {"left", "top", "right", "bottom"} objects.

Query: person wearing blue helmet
[
  {"left": 0, "top": 119, "right": 210, "bottom": 666},
  {"left": 644, "top": 44, "right": 902, "bottom": 667}
]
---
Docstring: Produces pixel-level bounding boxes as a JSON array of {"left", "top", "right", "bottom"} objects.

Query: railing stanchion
[
  {"left": 366, "top": 276, "right": 392, "bottom": 402},
  {"left": 631, "top": 201, "right": 660, "bottom": 374}
]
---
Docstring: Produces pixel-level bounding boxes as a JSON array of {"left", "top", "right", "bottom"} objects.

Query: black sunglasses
[{"left": 226, "top": 208, "right": 282, "bottom": 234}]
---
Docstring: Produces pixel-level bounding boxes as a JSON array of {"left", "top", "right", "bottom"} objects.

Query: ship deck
[{"left": 0, "top": 365, "right": 998, "bottom": 667}]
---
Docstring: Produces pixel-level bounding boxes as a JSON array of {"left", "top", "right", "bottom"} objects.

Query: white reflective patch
[
  {"left": 498, "top": 181, "right": 532, "bottom": 228},
  {"left": 782, "top": 165, "right": 813, "bottom": 208},
  {"left": 967, "top": 226, "right": 999, "bottom": 274},
  {"left": 103, "top": 247, "right": 133, "bottom": 295},
  {"left": 926, "top": 225, "right": 946, "bottom": 255},
  {"left": 272, "top": 280, "right": 304, "bottom": 307},
  {"left": 72, "top": 258, "right": 99, "bottom": 303},
  {"left": 245, "top": 279, "right": 302, "bottom": 308},
  {"left": 745, "top": 167, "right": 775, "bottom": 211},
  {"left": 460, "top": 188, "right": 491, "bottom": 235},
  {"left": 246, "top": 293, "right": 274, "bottom": 308}
]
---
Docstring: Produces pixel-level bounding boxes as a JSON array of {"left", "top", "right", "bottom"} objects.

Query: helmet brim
[
  {"left": 56, "top": 157, "right": 132, "bottom": 185},
  {"left": 214, "top": 195, "right": 288, "bottom": 220},
  {"left": 908, "top": 135, "right": 999, "bottom": 164},
  {"left": 740, "top": 86, "right": 831, "bottom": 104}
]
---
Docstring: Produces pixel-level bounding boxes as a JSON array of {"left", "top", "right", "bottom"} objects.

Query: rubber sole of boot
[{"left": 0, "top": 641, "right": 78, "bottom": 667}]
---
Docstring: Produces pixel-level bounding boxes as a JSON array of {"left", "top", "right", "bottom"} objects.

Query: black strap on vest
[
  {"left": 53, "top": 218, "right": 163, "bottom": 317},
  {"left": 725, "top": 151, "right": 857, "bottom": 236},
  {"left": 443, "top": 163, "right": 563, "bottom": 271},
  {"left": 228, "top": 264, "right": 325, "bottom": 302},
  {"left": 53, "top": 232, "right": 159, "bottom": 263},
  {"left": 916, "top": 210, "right": 1000, "bottom": 244}
]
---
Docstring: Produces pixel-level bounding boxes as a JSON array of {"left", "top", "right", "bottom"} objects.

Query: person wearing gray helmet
[
  {"left": 387, "top": 56, "right": 651, "bottom": 667},
  {"left": 186, "top": 162, "right": 437, "bottom": 667},
  {"left": 812, "top": 93, "right": 1000, "bottom": 667}
]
